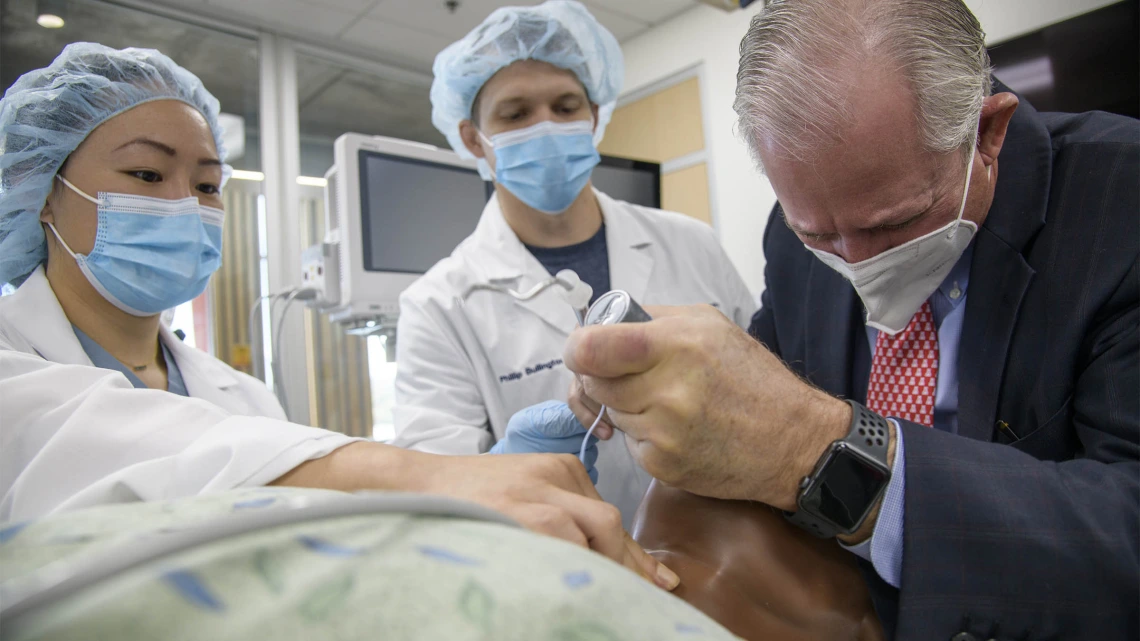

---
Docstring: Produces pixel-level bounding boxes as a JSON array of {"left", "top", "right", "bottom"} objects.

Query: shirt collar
[{"left": 935, "top": 241, "right": 974, "bottom": 308}]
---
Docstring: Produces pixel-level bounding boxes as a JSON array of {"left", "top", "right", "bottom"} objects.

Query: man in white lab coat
[{"left": 393, "top": 1, "right": 756, "bottom": 524}]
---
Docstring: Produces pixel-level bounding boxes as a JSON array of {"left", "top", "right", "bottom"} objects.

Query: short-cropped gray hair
[{"left": 734, "top": 0, "right": 992, "bottom": 169}]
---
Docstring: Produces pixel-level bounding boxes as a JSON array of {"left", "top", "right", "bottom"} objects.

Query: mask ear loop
[
  {"left": 476, "top": 130, "right": 497, "bottom": 182},
  {"left": 45, "top": 222, "right": 79, "bottom": 260},
  {"left": 948, "top": 133, "right": 979, "bottom": 240},
  {"left": 55, "top": 175, "right": 100, "bottom": 204},
  {"left": 46, "top": 175, "right": 100, "bottom": 260}
]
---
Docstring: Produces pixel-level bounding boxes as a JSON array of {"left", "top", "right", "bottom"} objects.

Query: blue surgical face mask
[
  {"left": 47, "top": 175, "right": 224, "bottom": 316},
  {"left": 480, "top": 119, "right": 600, "bottom": 215}
]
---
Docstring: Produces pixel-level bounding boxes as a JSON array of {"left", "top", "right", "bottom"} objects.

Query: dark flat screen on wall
[{"left": 988, "top": 1, "right": 1138, "bottom": 118}]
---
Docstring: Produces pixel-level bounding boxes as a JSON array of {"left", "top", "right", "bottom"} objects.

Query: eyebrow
[
  {"left": 781, "top": 212, "right": 835, "bottom": 239},
  {"left": 863, "top": 196, "right": 936, "bottom": 231},
  {"left": 495, "top": 91, "right": 586, "bottom": 109},
  {"left": 114, "top": 137, "right": 222, "bottom": 167}
]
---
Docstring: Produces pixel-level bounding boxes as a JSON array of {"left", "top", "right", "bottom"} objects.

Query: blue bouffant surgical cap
[
  {"left": 430, "top": 0, "right": 623, "bottom": 179},
  {"left": 0, "top": 42, "right": 230, "bottom": 286}
]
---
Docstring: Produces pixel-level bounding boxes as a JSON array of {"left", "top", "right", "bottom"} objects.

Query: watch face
[{"left": 800, "top": 443, "right": 890, "bottom": 532}]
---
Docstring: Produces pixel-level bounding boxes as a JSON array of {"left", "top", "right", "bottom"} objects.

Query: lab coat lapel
[
  {"left": 466, "top": 194, "right": 578, "bottom": 336},
  {"left": 956, "top": 92, "right": 1049, "bottom": 444},
  {"left": 7, "top": 267, "right": 93, "bottom": 366},
  {"left": 599, "top": 190, "right": 654, "bottom": 303},
  {"left": 161, "top": 325, "right": 240, "bottom": 404}
]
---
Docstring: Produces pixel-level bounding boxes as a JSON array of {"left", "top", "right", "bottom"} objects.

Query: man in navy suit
[{"left": 561, "top": 1, "right": 1138, "bottom": 639}]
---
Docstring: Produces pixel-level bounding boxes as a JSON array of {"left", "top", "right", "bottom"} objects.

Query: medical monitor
[
  {"left": 591, "top": 156, "right": 661, "bottom": 209},
  {"left": 358, "top": 150, "right": 488, "bottom": 274},
  {"left": 323, "top": 134, "right": 663, "bottom": 327},
  {"left": 323, "top": 134, "right": 486, "bottom": 325}
]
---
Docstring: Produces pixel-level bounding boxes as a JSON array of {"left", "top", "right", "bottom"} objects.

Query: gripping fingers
[{"left": 568, "top": 379, "right": 615, "bottom": 440}]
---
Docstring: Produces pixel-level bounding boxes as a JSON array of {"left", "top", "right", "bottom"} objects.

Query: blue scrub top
[{"left": 72, "top": 326, "right": 189, "bottom": 396}]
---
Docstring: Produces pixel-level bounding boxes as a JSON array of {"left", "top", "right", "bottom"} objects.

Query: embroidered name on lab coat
[{"left": 499, "top": 358, "right": 564, "bottom": 383}]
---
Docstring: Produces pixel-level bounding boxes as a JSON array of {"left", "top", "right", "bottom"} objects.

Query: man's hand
[
  {"left": 490, "top": 401, "right": 600, "bottom": 484},
  {"left": 567, "top": 376, "right": 616, "bottom": 441},
  {"left": 563, "top": 304, "right": 851, "bottom": 511}
]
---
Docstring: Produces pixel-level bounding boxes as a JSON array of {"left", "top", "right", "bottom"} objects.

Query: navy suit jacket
[{"left": 748, "top": 91, "right": 1139, "bottom": 640}]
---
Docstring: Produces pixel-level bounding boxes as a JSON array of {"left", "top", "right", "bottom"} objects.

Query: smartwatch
[{"left": 785, "top": 400, "right": 892, "bottom": 538}]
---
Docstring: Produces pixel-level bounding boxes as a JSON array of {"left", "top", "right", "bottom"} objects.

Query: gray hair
[{"left": 734, "top": 0, "right": 992, "bottom": 169}]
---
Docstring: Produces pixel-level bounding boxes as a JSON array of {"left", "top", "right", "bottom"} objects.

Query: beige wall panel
[
  {"left": 597, "top": 95, "right": 660, "bottom": 162},
  {"left": 662, "top": 163, "right": 712, "bottom": 225},
  {"left": 599, "top": 76, "right": 704, "bottom": 163},
  {"left": 653, "top": 77, "right": 705, "bottom": 160}
]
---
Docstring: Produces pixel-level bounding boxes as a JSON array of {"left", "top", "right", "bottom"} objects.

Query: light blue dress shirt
[
  {"left": 73, "top": 326, "right": 189, "bottom": 396},
  {"left": 841, "top": 245, "right": 973, "bottom": 588}
]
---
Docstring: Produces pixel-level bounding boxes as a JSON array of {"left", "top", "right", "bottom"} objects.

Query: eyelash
[
  {"left": 126, "top": 170, "right": 219, "bottom": 195},
  {"left": 130, "top": 169, "right": 161, "bottom": 183}
]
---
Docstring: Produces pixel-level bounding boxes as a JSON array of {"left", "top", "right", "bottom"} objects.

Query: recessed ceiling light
[
  {"left": 37, "top": 13, "right": 64, "bottom": 28},
  {"left": 36, "top": 0, "right": 66, "bottom": 28}
]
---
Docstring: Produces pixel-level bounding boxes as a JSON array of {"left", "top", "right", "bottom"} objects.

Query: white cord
[
  {"left": 272, "top": 289, "right": 306, "bottom": 417},
  {"left": 579, "top": 404, "right": 607, "bottom": 465},
  {"left": 249, "top": 291, "right": 288, "bottom": 385}
]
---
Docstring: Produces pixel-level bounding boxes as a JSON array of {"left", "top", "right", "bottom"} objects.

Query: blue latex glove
[{"left": 489, "top": 401, "right": 600, "bottom": 484}]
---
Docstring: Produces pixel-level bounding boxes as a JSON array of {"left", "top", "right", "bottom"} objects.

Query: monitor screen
[
  {"left": 987, "top": 0, "right": 1138, "bottom": 119},
  {"left": 359, "top": 149, "right": 488, "bottom": 274},
  {"left": 591, "top": 156, "right": 661, "bottom": 209}
]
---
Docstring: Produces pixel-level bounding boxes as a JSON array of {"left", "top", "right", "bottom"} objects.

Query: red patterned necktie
[{"left": 866, "top": 301, "right": 939, "bottom": 427}]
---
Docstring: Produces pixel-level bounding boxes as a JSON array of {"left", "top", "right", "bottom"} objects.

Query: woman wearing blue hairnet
[
  {"left": 0, "top": 42, "right": 676, "bottom": 590},
  {"left": 392, "top": 0, "right": 757, "bottom": 527}
]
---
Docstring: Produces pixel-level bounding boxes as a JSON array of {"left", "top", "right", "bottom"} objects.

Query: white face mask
[{"left": 807, "top": 149, "right": 980, "bottom": 335}]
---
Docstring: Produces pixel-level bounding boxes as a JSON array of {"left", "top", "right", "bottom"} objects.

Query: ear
[
  {"left": 590, "top": 103, "right": 600, "bottom": 133},
  {"left": 458, "top": 120, "right": 487, "bottom": 160},
  {"left": 39, "top": 182, "right": 61, "bottom": 225},
  {"left": 977, "top": 92, "right": 1018, "bottom": 167}
]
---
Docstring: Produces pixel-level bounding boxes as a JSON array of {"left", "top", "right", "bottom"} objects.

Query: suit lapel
[
  {"left": 804, "top": 256, "right": 864, "bottom": 399},
  {"left": 956, "top": 84, "right": 1050, "bottom": 442},
  {"left": 957, "top": 229, "right": 1036, "bottom": 442}
]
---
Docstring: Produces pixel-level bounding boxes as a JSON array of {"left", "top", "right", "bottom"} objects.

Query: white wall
[{"left": 619, "top": 0, "right": 1122, "bottom": 296}]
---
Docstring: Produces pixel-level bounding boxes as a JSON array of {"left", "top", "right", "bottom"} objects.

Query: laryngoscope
[{"left": 577, "top": 288, "right": 653, "bottom": 464}]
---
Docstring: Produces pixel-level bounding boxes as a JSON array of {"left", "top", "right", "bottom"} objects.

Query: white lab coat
[
  {"left": 393, "top": 188, "right": 756, "bottom": 525},
  {"left": 0, "top": 266, "right": 360, "bottom": 521}
]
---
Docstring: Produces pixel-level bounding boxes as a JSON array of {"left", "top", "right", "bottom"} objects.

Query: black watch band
[{"left": 785, "top": 400, "right": 892, "bottom": 538}]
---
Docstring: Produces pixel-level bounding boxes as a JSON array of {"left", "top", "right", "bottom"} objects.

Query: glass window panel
[{"left": 294, "top": 51, "right": 438, "bottom": 437}]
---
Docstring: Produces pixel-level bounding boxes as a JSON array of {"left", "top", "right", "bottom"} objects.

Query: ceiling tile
[
  {"left": 205, "top": 0, "right": 359, "bottom": 37},
  {"left": 340, "top": 16, "right": 457, "bottom": 71},
  {"left": 581, "top": 3, "right": 650, "bottom": 41},
  {"left": 584, "top": 0, "right": 695, "bottom": 26},
  {"left": 306, "top": 0, "right": 379, "bottom": 12},
  {"left": 363, "top": 0, "right": 542, "bottom": 40}
]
